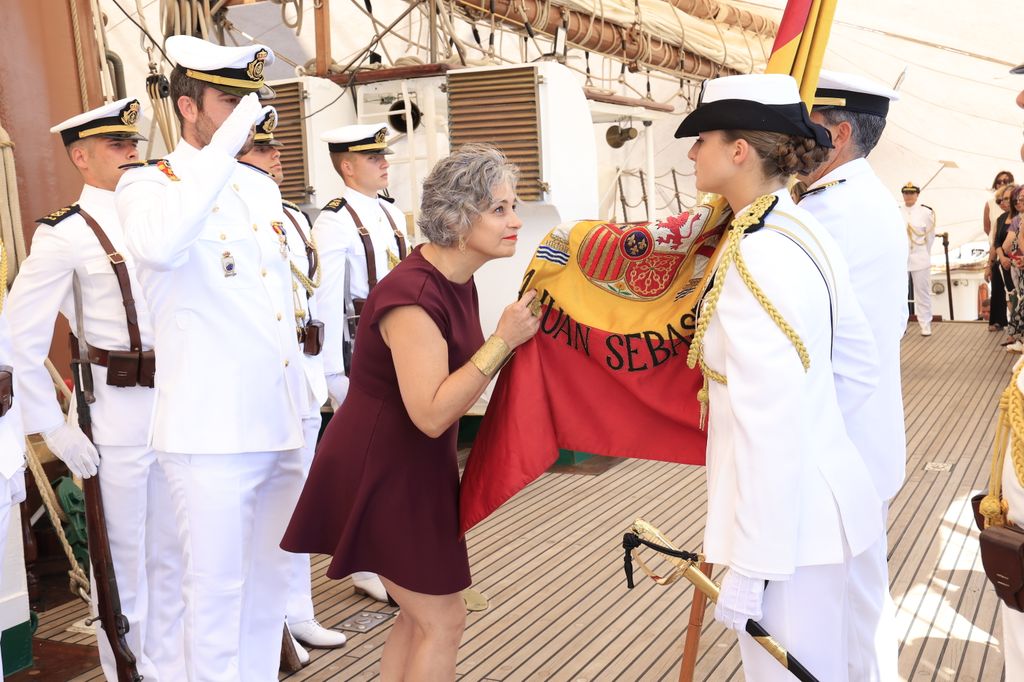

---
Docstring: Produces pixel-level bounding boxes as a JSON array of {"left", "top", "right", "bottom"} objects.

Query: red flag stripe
[{"left": 770, "top": 0, "right": 814, "bottom": 54}]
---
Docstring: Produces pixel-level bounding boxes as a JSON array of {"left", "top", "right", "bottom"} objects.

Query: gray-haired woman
[{"left": 282, "top": 144, "right": 540, "bottom": 679}]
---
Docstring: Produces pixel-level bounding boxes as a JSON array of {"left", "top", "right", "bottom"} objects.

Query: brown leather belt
[{"left": 70, "top": 335, "right": 156, "bottom": 388}]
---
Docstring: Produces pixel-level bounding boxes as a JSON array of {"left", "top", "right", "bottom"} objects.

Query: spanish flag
[
  {"left": 766, "top": 0, "right": 838, "bottom": 105},
  {"left": 459, "top": 211, "right": 726, "bottom": 535}
]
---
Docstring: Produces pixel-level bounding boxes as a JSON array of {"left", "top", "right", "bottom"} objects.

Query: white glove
[
  {"left": 43, "top": 423, "right": 100, "bottom": 478},
  {"left": 208, "top": 92, "right": 262, "bottom": 157},
  {"left": 9, "top": 467, "right": 25, "bottom": 505},
  {"left": 326, "top": 372, "right": 350, "bottom": 409},
  {"left": 714, "top": 568, "right": 765, "bottom": 631}
]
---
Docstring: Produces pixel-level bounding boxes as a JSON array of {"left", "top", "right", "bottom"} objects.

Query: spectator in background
[
  {"left": 985, "top": 171, "right": 1015, "bottom": 239},
  {"left": 987, "top": 184, "right": 1016, "bottom": 331},
  {"left": 1001, "top": 186, "right": 1024, "bottom": 351}
]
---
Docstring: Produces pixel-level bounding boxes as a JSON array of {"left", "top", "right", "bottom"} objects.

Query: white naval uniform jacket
[
  {"left": 313, "top": 185, "right": 405, "bottom": 377},
  {"left": 7, "top": 185, "right": 156, "bottom": 446},
  {"left": 902, "top": 203, "right": 935, "bottom": 272},
  {"left": 701, "top": 190, "right": 882, "bottom": 580},
  {"left": 800, "top": 159, "right": 909, "bottom": 502},
  {"left": 116, "top": 141, "right": 304, "bottom": 455},
  {"left": 0, "top": 312, "right": 26, "bottom": 479}
]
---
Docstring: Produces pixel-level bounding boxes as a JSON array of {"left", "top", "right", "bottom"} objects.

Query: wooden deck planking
[{"left": 49, "top": 321, "right": 1012, "bottom": 681}]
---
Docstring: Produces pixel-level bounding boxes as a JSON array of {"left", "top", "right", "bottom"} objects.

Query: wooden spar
[
  {"left": 663, "top": 0, "right": 777, "bottom": 36},
  {"left": 314, "top": 0, "right": 331, "bottom": 76},
  {"left": 451, "top": 0, "right": 737, "bottom": 79}
]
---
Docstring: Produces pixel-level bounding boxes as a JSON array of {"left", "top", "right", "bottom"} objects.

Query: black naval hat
[
  {"left": 901, "top": 182, "right": 921, "bottom": 194},
  {"left": 321, "top": 124, "right": 394, "bottom": 154},
  {"left": 166, "top": 35, "right": 276, "bottom": 99},
  {"left": 674, "top": 74, "right": 833, "bottom": 148},
  {"left": 50, "top": 98, "right": 147, "bottom": 147},
  {"left": 813, "top": 69, "right": 900, "bottom": 118},
  {"left": 253, "top": 106, "right": 283, "bottom": 147}
]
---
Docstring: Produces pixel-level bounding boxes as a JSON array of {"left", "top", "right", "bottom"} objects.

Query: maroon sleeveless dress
[{"left": 281, "top": 246, "right": 483, "bottom": 595}]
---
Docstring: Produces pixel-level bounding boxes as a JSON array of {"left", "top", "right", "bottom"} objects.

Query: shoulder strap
[
  {"left": 379, "top": 205, "right": 407, "bottom": 260},
  {"left": 77, "top": 208, "right": 143, "bottom": 352},
  {"left": 283, "top": 209, "right": 317, "bottom": 283},
  {"left": 763, "top": 213, "right": 838, "bottom": 359},
  {"left": 342, "top": 202, "right": 378, "bottom": 289}
]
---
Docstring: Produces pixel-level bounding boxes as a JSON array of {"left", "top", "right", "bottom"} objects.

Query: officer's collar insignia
[
  {"left": 736, "top": 194, "right": 779, "bottom": 235},
  {"left": 238, "top": 161, "right": 272, "bottom": 178},
  {"left": 37, "top": 203, "right": 81, "bottom": 226},
  {"left": 799, "top": 178, "right": 846, "bottom": 201}
]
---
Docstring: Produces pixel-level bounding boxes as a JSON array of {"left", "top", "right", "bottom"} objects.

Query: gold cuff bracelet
[{"left": 470, "top": 335, "right": 512, "bottom": 377}]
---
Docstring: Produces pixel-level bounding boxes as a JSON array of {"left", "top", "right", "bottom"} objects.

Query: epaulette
[
  {"left": 799, "top": 179, "right": 846, "bottom": 201},
  {"left": 119, "top": 158, "right": 179, "bottom": 182},
  {"left": 922, "top": 204, "right": 934, "bottom": 212},
  {"left": 321, "top": 197, "right": 347, "bottom": 212},
  {"left": 282, "top": 199, "right": 301, "bottom": 212},
  {"left": 37, "top": 203, "right": 80, "bottom": 227},
  {"left": 377, "top": 193, "right": 396, "bottom": 204},
  {"left": 238, "top": 161, "right": 271, "bottom": 178}
]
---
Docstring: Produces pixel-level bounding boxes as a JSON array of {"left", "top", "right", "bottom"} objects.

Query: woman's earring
[{"left": 458, "top": 235, "right": 467, "bottom": 252}]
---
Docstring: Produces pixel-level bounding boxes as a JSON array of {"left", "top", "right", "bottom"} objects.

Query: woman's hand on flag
[{"left": 495, "top": 289, "right": 542, "bottom": 349}]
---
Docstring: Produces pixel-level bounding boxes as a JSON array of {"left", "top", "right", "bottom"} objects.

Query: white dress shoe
[
  {"left": 920, "top": 327, "right": 932, "bottom": 336},
  {"left": 1008, "top": 342, "right": 1024, "bottom": 353},
  {"left": 352, "top": 572, "right": 390, "bottom": 603},
  {"left": 290, "top": 618, "right": 347, "bottom": 649}
]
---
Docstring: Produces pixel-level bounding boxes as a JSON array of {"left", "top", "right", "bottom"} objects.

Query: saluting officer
[
  {"left": 237, "top": 107, "right": 348, "bottom": 658},
  {"left": 6, "top": 99, "right": 184, "bottom": 680},
  {"left": 115, "top": 36, "right": 306, "bottom": 681},
  {"left": 797, "top": 71, "right": 906, "bottom": 681},
  {"left": 312, "top": 124, "right": 403, "bottom": 604},
  {"left": 902, "top": 181, "right": 936, "bottom": 336}
]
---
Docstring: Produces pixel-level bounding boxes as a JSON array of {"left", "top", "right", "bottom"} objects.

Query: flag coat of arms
[{"left": 459, "top": 207, "right": 727, "bottom": 535}]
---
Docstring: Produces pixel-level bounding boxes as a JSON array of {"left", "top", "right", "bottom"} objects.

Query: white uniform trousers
[
  {"left": 1004, "top": 604, "right": 1024, "bottom": 679},
  {"left": 736, "top": 562, "right": 851, "bottom": 681},
  {"left": 160, "top": 449, "right": 304, "bottom": 682},
  {"left": 285, "top": 414, "right": 321, "bottom": 625},
  {"left": 910, "top": 269, "right": 932, "bottom": 333},
  {"left": 0, "top": 476, "right": 11, "bottom": 674},
  {"left": 94, "top": 444, "right": 184, "bottom": 682},
  {"left": 846, "top": 502, "right": 898, "bottom": 682}
]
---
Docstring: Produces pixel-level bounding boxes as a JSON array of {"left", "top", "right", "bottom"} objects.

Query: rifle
[{"left": 69, "top": 273, "right": 143, "bottom": 682}]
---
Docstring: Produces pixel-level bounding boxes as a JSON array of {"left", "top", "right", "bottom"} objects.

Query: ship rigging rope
[{"left": 68, "top": 0, "right": 91, "bottom": 110}]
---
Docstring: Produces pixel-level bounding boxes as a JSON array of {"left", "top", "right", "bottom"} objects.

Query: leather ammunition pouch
[
  {"left": 979, "top": 523, "right": 1024, "bottom": 612},
  {"left": 0, "top": 365, "right": 13, "bottom": 417},
  {"left": 70, "top": 335, "right": 156, "bottom": 388},
  {"left": 300, "top": 320, "right": 324, "bottom": 357}
]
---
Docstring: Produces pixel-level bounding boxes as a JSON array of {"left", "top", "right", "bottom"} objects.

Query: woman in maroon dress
[{"left": 281, "top": 144, "right": 540, "bottom": 678}]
